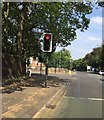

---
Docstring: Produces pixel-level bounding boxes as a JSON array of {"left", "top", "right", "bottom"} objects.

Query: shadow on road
[{"left": 100, "top": 78, "right": 104, "bottom": 81}]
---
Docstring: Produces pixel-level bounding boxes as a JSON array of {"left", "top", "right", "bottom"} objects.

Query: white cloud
[
  {"left": 91, "top": 16, "right": 104, "bottom": 25},
  {"left": 87, "top": 36, "right": 100, "bottom": 42}
]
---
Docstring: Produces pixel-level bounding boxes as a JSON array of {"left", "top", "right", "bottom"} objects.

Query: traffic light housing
[{"left": 43, "top": 33, "right": 52, "bottom": 52}]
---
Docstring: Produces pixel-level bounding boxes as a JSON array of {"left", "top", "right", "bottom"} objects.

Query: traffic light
[{"left": 43, "top": 33, "right": 52, "bottom": 52}]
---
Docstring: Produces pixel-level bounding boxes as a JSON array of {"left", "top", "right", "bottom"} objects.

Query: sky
[{"left": 56, "top": 6, "right": 103, "bottom": 60}]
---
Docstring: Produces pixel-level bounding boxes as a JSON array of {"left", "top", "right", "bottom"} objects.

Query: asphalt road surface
[{"left": 50, "top": 71, "right": 103, "bottom": 118}]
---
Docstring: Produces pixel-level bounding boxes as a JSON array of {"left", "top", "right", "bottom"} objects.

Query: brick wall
[
  {"left": 30, "top": 57, "right": 45, "bottom": 70},
  {"left": 2, "top": 54, "right": 26, "bottom": 79}
]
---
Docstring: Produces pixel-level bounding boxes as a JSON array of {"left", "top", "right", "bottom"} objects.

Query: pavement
[{"left": 1, "top": 73, "right": 67, "bottom": 119}]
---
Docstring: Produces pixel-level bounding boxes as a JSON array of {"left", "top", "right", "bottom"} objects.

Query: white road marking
[
  {"left": 87, "top": 98, "right": 104, "bottom": 101},
  {"left": 64, "top": 96, "right": 104, "bottom": 101}
]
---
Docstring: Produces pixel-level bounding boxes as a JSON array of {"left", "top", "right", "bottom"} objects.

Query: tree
[
  {"left": 101, "top": 44, "right": 104, "bottom": 70},
  {"left": 48, "top": 49, "right": 72, "bottom": 69},
  {"left": 72, "top": 58, "right": 87, "bottom": 71},
  {"left": 2, "top": 3, "right": 41, "bottom": 57},
  {"left": 2, "top": 2, "right": 93, "bottom": 59},
  {"left": 72, "top": 46, "right": 103, "bottom": 72},
  {"left": 60, "top": 49, "right": 72, "bottom": 69},
  {"left": 84, "top": 47, "right": 102, "bottom": 70},
  {"left": 96, "top": 1, "right": 104, "bottom": 7}
]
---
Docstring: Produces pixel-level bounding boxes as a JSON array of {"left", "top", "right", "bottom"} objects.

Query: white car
[{"left": 99, "top": 70, "right": 104, "bottom": 75}]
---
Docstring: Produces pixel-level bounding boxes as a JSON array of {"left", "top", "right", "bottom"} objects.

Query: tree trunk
[
  {"left": 3, "top": 3, "right": 9, "bottom": 53},
  {"left": 17, "top": 3, "right": 28, "bottom": 56},
  {"left": 17, "top": 12, "right": 24, "bottom": 55}
]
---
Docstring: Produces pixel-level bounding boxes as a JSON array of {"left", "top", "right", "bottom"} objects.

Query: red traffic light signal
[
  {"left": 43, "top": 33, "right": 52, "bottom": 52},
  {"left": 45, "top": 34, "right": 51, "bottom": 40}
]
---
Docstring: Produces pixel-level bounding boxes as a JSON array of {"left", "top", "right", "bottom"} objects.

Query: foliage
[
  {"left": 48, "top": 49, "right": 72, "bottom": 69},
  {"left": 101, "top": 44, "right": 104, "bottom": 70},
  {"left": 84, "top": 47, "right": 102, "bottom": 70},
  {"left": 2, "top": 2, "right": 93, "bottom": 59},
  {"left": 72, "top": 46, "right": 104, "bottom": 71},
  {"left": 72, "top": 58, "right": 87, "bottom": 71},
  {"left": 96, "top": 1, "right": 104, "bottom": 7}
]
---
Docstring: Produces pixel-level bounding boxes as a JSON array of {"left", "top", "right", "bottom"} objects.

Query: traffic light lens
[{"left": 45, "top": 34, "right": 50, "bottom": 40}]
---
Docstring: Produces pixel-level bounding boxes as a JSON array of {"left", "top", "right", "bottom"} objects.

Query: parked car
[{"left": 99, "top": 70, "right": 104, "bottom": 75}]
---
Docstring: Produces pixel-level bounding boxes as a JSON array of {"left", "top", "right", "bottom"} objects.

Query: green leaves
[
  {"left": 48, "top": 49, "right": 72, "bottom": 69},
  {"left": 2, "top": 2, "right": 93, "bottom": 58},
  {"left": 84, "top": 47, "right": 102, "bottom": 69},
  {"left": 72, "top": 58, "right": 87, "bottom": 71},
  {"left": 72, "top": 46, "right": 103, "bottom": 71}
]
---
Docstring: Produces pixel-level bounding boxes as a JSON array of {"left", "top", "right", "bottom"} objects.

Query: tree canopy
[
  {"left": 72, "top": 45, "right": 104, "bottom": 71},
  {"left": 84, "top": 45, "right": 104, "bottom": 70},
  {"left": 72, "top": 58, "right": 87, "bottom": 71},
  {"left": 2, "top": 2, "right": 93, "bottom": 59},
  {"left": 48, "top": 49, "right": 72, "bottom": 69}
]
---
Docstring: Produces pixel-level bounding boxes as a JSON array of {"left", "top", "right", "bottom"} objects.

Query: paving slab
[{"left": 2, "top": 86, "right": 61, "bottom": 118}]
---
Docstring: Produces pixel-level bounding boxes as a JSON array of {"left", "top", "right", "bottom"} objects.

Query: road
[{"left": 49, "top": 71, "right": 103, "bottom": 118}]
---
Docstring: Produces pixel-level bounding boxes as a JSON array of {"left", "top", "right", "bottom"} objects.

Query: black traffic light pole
[{"left": 45, "top": 53, "right": 49, "bottom": 87}]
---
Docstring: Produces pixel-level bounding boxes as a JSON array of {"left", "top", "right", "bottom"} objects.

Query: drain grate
[{"left": 46, "top": 104, "right": 56, "bottom": 109}]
